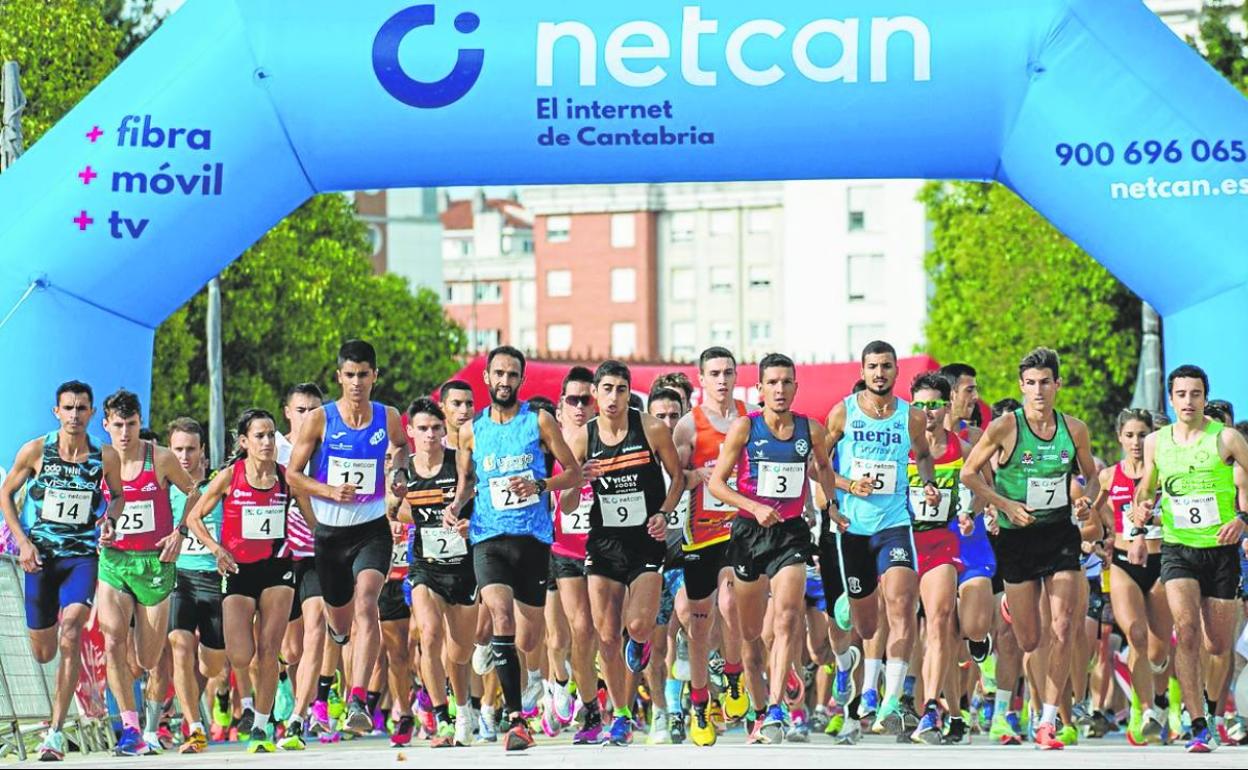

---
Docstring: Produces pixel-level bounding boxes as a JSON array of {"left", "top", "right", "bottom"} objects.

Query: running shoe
[
  {"left": 391, "top": 714, "right": 416, "bottom": 747},
  {"left": 943, "top": 716, "right": 969, "bottom": 745},
  {"left": 989, "top": 711, "right": 1022, "bottom": 745},
  {"left": 521, "top": 676, "right": 544, "bottom": 716},
  {"left": 141, "top": 732, "right": 163, "bottom": 755},
  {"left": 759, "top": 704, "right": 786, "bottom": 744},
  {"left": 274, "top": 676, "right": 295, "bottom": 723},
  {"left": 454, "top": 706, "right": 474, "bottom": 746},
  {"left": 826, "top": 706, "right": 845, "bottom": 736},
  {"left": 36, "top": 730, "right": 66, "bottom": 762},
  {"left": 834, "top": 647, "right": 862, "bottom": 707},
  {"left": 472, "top": 643, "right": 496, "bottom": 676},
  {"left": 277, "top": 720, "right": 305, "bottom": 751},
  {"left": 212, "top": 691, "right": 231, "bottom": 729},
  {"left": 872, "top": 696, "right": 904, "bottom": 735},
  {"left": 1057, "top": 722, "right": 1079, "bottom": 746},
  {"left": 911, "top": 705, "right": 943, "bottom": 744},
  {"left": 858, "top": 688, "right": 880, "bottom": 723},
  {"left": 504, "top": 717, "right": 535, "bottom": 751},
  {"left": 344, "top": 695, "right": 372, "bottom": 735},
  {"left": 810, "top": 705, "right": 830, "bottom": 733},
  {"left": 647, "top": 709, "right": 671, "bottom": 744},
  {"left": 668, "top": 711, "right": 686, "bottom": 745},
  {"left": 968, "top": 634, "right": 994, "bottom": 664},
  {"left": 573, "top": 709, "right": 604, "bottom": 745},
  {"left": 786, "top": 714, "right": 811, "bottom": 743},
  {"left": 784, "top": 668, "right": 805, "bottom": 703},
  {"left": 549, "top": 680, "right": 575, "bottom": 725},
  {"left": 180, "top": 727, "right": 209, "bottom": 754},
  {"left": 478, "top": 706, "right": 499, "bottom": 742},
  {"left": 327, "top": 673, "right": 345, "bottom": 720},
  {"left": 309, "top": 700, "right": 332, "bottom": 734},
  {"left": 722, "top": 672, "right": 749, "bottom": 720},
  {"left": 1033, "top": 722, "right": 1064, "bottom": 751},
  {"left": 672, "top": 631, "right": 691, "bottom": 681},
  {"left": 1186, "top": 722, "right": 1218, "bottom": 753},
  {"left": 625, "top": 638, "right": 652, "bottom": 674},
  {"left": 429, "top": 720, "right": 455, "bottom": 748},
  {"left": 246, "top": 726, "right": 276, "bottom": 754},
  {"left": 113, "top": 727, "right": 148, "bottom": 757},
  {"left": 156, "top": 724, "right": 176, "bottom": 751},
  {"left": 834, "top": 712, "right": 861, "bottom": 745},
  {"left": 237, "top": 707, "right": 256, "bottom": 735},
  {"left": 606, "top": 715, "right": 633, "bottom": 746}
]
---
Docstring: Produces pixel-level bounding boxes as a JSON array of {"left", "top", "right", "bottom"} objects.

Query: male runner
[
  {"left": 564, "top": 361, "right": 684, "bottom": 746},
  {"left": 670, "top": 347, "right": 752, "bottom": 745},
  {"left": 0, "top": 381, "right": 125, "bottom": 761},
  {"left": 287, "top": 340, "right": 411, "bottom": 734},
  {"left": 98, "top": 389, "right": 199, "bottom": 756},
  {"left": 709, "top": 353, "right": 846, "bottom": 745},
  {"left": 444, "top": 345, "right": 582, "bottom": 751},
  {"left": 961, "top": 347, "right": 1101, "bottom": 750},
  {"left": 827, "top": 342, "right": 939, "bottom": 736},
  {"left": 1134, "top": 365, "right": 1248, "bottom": 753}
]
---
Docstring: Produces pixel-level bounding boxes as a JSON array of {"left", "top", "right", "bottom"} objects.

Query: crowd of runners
[{"left": 3, "top": 338, "right": 1248, "bottom": 759}]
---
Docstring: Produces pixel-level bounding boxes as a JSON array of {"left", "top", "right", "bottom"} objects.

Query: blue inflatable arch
[{"left": 1, "top": 0, "right": 1246, "bottom": 461}]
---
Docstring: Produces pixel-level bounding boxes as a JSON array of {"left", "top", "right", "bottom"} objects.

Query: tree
[
  {"left": 0, "top": 0, "right": 122, "bottom": 146},
  {"left": 150, "top": 194, "right": 467, "bottom": 439},
  {"left": 1194, "top": 1, "right": 1248, "bottom": 95},
  {"left": 98, "top": 0, "right": 164, "bottom": 60},
  {"left": 920, "top": 183, "right": 1141, "bottom": 455}
]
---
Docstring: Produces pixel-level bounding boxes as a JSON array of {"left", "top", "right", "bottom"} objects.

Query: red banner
[{"left": 440, "top": 355, "right": 941, "bottom": 419}]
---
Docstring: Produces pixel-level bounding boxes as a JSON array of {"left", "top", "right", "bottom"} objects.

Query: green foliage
[
  {"left": 920, "top": 183, "right": 1141, "bottom": 456},
  {"left": 149, "top": 194, "right": 467, "bottom": 438},
  {"left": 1193, "top": 1, "right": 1248, "bottom": 94},
  {"left": 97, "top": 0, "right": 164, "bottom": 60},
  {"left": 0, "top": 0, "right": 123, "bottom": 146}
]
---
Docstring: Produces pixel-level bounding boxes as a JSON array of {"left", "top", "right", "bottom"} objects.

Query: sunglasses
[
  {"left": 564, "top": 395, "right": 592, "bottom": 407},
  {"left": 913, "top": 400, "right": 949, "bottom": 411}
]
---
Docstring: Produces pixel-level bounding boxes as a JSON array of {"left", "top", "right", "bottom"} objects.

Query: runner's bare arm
[
  {"left": 1067, "top": 417, "right": 1101, "bottom": 518},
  {"left": 559, "top": 426, "right": 589, "bottom": 514},
  {"left": 709, "top": 417, "right": 776, "bottom": 526},
  {"left": 539, "top": 411, "right": 583, "bottom": 494},
  {"left": 184, "top": 464, "right": 236, "bottom": 575},
  {"left": 644, "top": 413, "right": 686, "bottom": 517},
  {"left": 445, "top": 421, "right": 475, "bottom": 526},
  {"left": 1216, "top": 428, "right": 1248, "bottom": 544},
  {"left": 1132, "top": 434, "right": 1161, "bottom": 527},
  {"left": 0, "top": 440, "right": 41, "bottom": 562},
  {"left": 286, "top": 408, "right": 337, "bottom": 500},
  {"left": 386, "top": 406, "right": 410, "bottom": 496},
  {"left": 809, "top": 421, "right": 848, "bottom": 531}
]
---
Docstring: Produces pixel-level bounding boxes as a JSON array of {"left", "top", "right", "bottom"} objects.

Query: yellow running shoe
[
  {"left": 721, "top": 673, "right": 749, "bottom": 721},
  {"left": 689, "top": 704, "right": 717, "bottom": 747},
  {"left": 179, "top": 728, "right": 208, "bottom": 754}
]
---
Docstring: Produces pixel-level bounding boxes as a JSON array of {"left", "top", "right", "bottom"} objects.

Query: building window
[
  {"left": 519, "top": 280, "right": 536, "bottom": 309},
  {"left": 671, "top": 268, "right": 695, "bottom": 301},
  {"left": 519, "top": 329, "right": 537, "bottom": 353},
  {"left": 473, "top": 329, "right": 501, "bottom": 350},
  {"left": 749, "top": 321, "right": 772, "bottom": 345},
  {"left": 709, "top": 210, "right": 736, "bottom": 237},
  {"left": 848, "top": 186, "right": 882, "bottom": 232},
  {"left": 710, "top": 322, "right": 734, "bottom": 345},
  {"left": 847, "top": 254, "right": 884, "bottom": 303},
  {"left": 710, "top": 267, "right": 734, "bottom": 293},
  {"left": 444, "top": 283, "right": 472, "bottom": 306},
  {"left": 459, "top": 239, "right": 473, "bottom": 257},
  {"left": 547, "top": 324, "right": 572, "bottom": 352},
  {"left": 610, "top": 268, "right": 637, "bottom": 303},
  {"left": 611, "top": 213, "right": 636, "bottom": 248},
  {"left": 367, "top": 224, "right": 384, "bottom": 257},
  {"left": 747, "top": 209, "right": 774, "bottom": 234},
  {"left": 671, "top": 322, "right": 696, "bottom": 349},
  {"left": 501, "top": 235, "right": 513, "bottom": 255},
  {"left": 671, "top": 212, "right": 696, "bottom": 242},
  {"left": 546, "top": 215, "right": 571, "bottom": 243},
  {"left": 475, "top": 283, "right": 502, "bottom": 304},
  {"left": 848, "top": 324, "right": 886, "bottom": 361},
  {"left": 522, "top": 239, "right": 534, "bottom": 254},
  {"left": 546, "top": 269, "right": 572, "bottom": 297},
  {"left": 611, "top": 323, "right": 638, "bottom": 358},
  {"left": 748, "top": 266, "right": 773, "bottom": 290}
]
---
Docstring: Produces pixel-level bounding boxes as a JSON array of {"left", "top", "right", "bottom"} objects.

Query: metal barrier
[{"left": 0, "top": 555, "right": 110, "bottom": 758}]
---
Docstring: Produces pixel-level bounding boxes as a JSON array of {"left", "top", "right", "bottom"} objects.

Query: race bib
[
  {"left": 702, "top": 474, "right": 737, "bottom": 512},
  {"left": 667, "top": 493, "right": 690, "bottom": 531},
  {"left": 757, "top": 462, "right": 805, "bottom": 499},
  {"left": 560, "top": 495, "right": 593, "bottom": 535},
  {"left": 1170, "top": 494, "right": 1218, "bottom": 530},
  {"left": 328, "top": 457, "right": 377, "bottom": 496},
  {"left": 956, "top": 484, "right": 973, "bottom": 517},
  {"left": 489, "top": 472, "right": 537, "bottom": 511},
  {"left": 242, "top": 505, "right": 286, "bottom": 540},
  {"left": 420, "top": 527, "right": 468, "bottom": 560},
  {"left": 1025, "top": 476, "right": 1069, "bottom": 510},
  {"left": 909, "top": 487, "right": 953, "bottom": 523},
  {"left": 850, "top": 458, "right": 899, "bottom": 495},
  {"left": 601, "top": 491, "right": 648, "bottom": 528},
  {"left": 180, "top": 523, "right": 215, "bottom": 555},
  {"left": 118, "top": 499, "right": 156, "bottom": 535},
  {"left": 390, "top": 540, "right": 409, "bottom": 568},
  {"left": 41, "top": 488, "right": 92, "bottom": 525}
]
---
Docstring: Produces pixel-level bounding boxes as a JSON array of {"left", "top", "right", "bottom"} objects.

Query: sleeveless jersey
[
  {"left": 552, "top": 463, "right": 592, "bottom": 560},
  {"left": 312, "top": 401, "right": 389, "bottom": 527},
  {"left": 172, "top": 480, "right": 222, "bottom": 572},
  {"left": 836, "top": 395, "right": 913, "bottom": 535},
  {"left": 470, "top": 403, "right": 552, "bottom": 545},
  {"left": 735, "top": 412, "right": 813, "bottom": 523},
  {"left": 19, "top": 431, "right": 105, "bottom": 558},
  {"left": 1108, "top": 462, "right": 1162, "bottom": 541},
  {"left": 275, "top": 432, "right": 314, "bottom": 559},
  {"left": 404, "top": 449, "right": 470, "bottom": 567},
  {"left": 112, "top": 442, "right": 174, "bottom": 551},
  {"left": 588, "top": 409, "right": 667, "bottom": 532},
  {"left": 220, "top": 460, "right": 289, "bottom": 564},
  {"left": 1155, "top": 421, "right": 1236, "bottom": 549},
  {"left": 907, "top": 435, "right": 963, "bottom": 532},
  {"left": 685, "top": 400, "right": 747, "bottom": 551},
  {"left": 994, "top": 409, "right": 1076, "bottom": 529}
]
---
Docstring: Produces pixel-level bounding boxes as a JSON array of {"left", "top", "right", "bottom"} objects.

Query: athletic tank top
[
  {"left": 685, "top": 401, "right": 747, "bottom": 551},
  {"left": 470, "top": 403, "right": 552, "bottom": 545},
  {"left": 275, "top": 432, "right": 314, "bottom": 559},
  {"left": 735, "top": 412, "right": 812, "bottom": 523},
  {"left": 311, "top": 401, "right": 388, "bottom": 527},
  {"left": 1109, "top": 462, "right": 1162, "bottom": 541},
  {"left": 552, "top": 461, "right": 592, "bottom": 560},
  {"left": 907, "top": 436, "right": 963, "bottom": 532},
  {"left": 587, "top": 409, "right": 667, "bottom": 532},
  {"left": 220, "top": 460, "right": 289, "bottom": 564},
  {"left": 1155, "top": 421, "right": 1236, "bottom": 549},
  {"left": 994, "top": 409, "right": 1076, "bottom": 529},
  {"left": 113, "top": 442, "right": 174, "bottom": 551},
  {"left": 172, "top": 480, "right": 222, "bottom": 572},
  {"left": 404, "top": 449, "right": 470, "bottom": 567},
  {"left": 836, "top": 395, "right": 913, "bottom": 535},
  {"left": 20, "top": 431, "right": 105, "bottom": 557}
]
